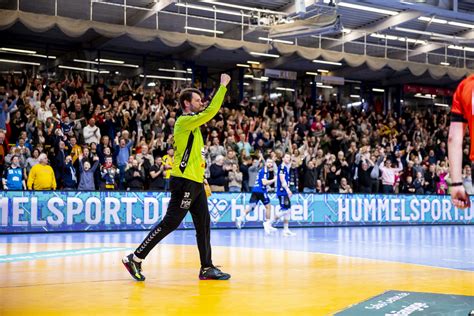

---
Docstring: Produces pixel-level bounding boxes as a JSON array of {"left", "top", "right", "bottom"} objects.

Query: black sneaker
[
  {"left": 122, "top": 254, "right": 146, "bottom": 281},
  {"left": 199, "top": 266, "right": 231, "bottom": 280}
]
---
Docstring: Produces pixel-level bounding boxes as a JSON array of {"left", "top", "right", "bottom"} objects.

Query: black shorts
[
  {"left": 278, "top": 195, "right": 291, "bottom": 210},
  {"left": 249, "top": 192, "right": 270, "bottom": 205}
]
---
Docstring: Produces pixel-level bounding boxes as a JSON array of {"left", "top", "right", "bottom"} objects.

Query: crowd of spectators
[{"left": 0, "top": 70, "right": 467, "bottom": 195}]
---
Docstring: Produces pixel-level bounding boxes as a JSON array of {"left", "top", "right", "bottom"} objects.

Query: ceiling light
[
  {"left": 236, "top": 64, "right": 250, "bottom": 68},
  {"left": 74, "top": 59, "right": 98, "bottom": 65},
  {"left": 253, "top": 76, "right": 269, "bottom": 81},
  {"left": 440, "top": 61, "right": 450, "bottom": 66},
  {"left": 418, "top": 17, "right": 474, "bottom": 29},
  {"left": 448, "top": 21, "right": 474, "bottom": 29},
  {"left": 393, "top": 27, "right": 456, "bottom": 39},
  {"left": 175, "top": 3, "right": 251, "bottom": 17},
  {"left": 158, "top": 68, "right": 189, "bottom": 73},
  {"left": 402, "top": 38, "right": 427, "bottom": 44},
  {"left": 347, "top": 101, "right": 362, "bottom": 107},
  {"left": 418, "top": 16, "right": 447, "bottom": 24},
  {"left": 0, "top": 58, "right": 40, "bottom": 66},
  {"left": 58, "top": 65, "right": 109, "bottom": 73},
  {"left": 306, "top": 72, "right": 319, "bottom": 76},
  {"left": 95, "top": 58, "right": 124, "bottom": 64},
  {"left": 276, "top": 87, "right": 295, "bottom": 92},
  {"left": 139, "top": 74, "right": 191, "bottom": 81},
  {"left": 312, "top": 60, "right": 342, "bottom": 66},
  {"left": 184, "top": 26, "right": 224, "bottom": 34},
  {"left": 273, "top": 39, "right": 294, "bottom": 44},
  {"left": 317, "top": 85, "right": 333, "bottom": 89},
  {"left": 147, "top": 82, "right": 156, "bottom": 87},
  {"left": 350, "top": 95, "right": 360, "bottom": 98},
  {"left": 75, "top": 59, "right": 138, "bottom": 68},
  {"left": 448, "top": 45, "right": 474, "bottom": 52},
  {"left": 386, "top": 36, "right": 426, "bottom": 44},
  {"left": 199, "top": 1, "right": 286, "bottom": 15},
  {"left": 435, "top": 103, "right": 449, "bottom": 107},
  {"left": 372, "top": 88, "right": 385, "bottom": 92},
  {"left": 0, "top": 50, "right": 56, "bottom": 59},
  {"left": 244, "top": 74, "right": 254, "bottom": 78},
  {"left": 0, "top": 47, "right": 36, "bottom": 54},
  {"left": 317, "top": 69, "right": 329, "bottom": 73},
  {"left": 338, "top": 2, "right": 398, "bottom": 16},
  {"left": 247, "top": 61, "right": 260, "bottom": 65},
  {"left": 243, "top": 83, "right": 250, "bottom": 86},
  {"left": 118, "top": 63, "right": 139, "bottom": 68},
  {"left": 414, "top": 93, "right": 435, "bottom": 99},
  {"left": 258, "top": 37, "right": 294, "bottom": 45},
  {"left": 371, "top": 33, "right": 399, "bottom": 41},
  {"left": 32, "top": 54, "right": 56, "bottom": 59},
  {"left": 250, "top": 52, "right": 280, "bottom": 58}
]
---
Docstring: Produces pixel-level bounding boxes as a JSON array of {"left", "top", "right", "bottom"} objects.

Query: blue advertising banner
[{"left": 0, "top": 191, "right": 472, "bottom": 233}]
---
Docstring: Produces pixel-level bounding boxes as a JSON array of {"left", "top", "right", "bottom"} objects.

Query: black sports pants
[{"left": 134, "top": 176, "right": 212, "bottom": 268}]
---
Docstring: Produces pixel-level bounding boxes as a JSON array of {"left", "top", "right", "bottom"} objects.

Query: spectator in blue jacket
[
  {"left": 63, "top": 155, "right": 78, "bottom": 190},
  {"left": 77, "top": 154, "right": 100, "bottom": 190}
]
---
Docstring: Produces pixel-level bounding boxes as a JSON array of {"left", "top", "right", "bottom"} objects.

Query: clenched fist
[
  {"left": 451, "top": 186, "right": 471, "bottom": 209},
  {"left": 220, "top": 73, "right": 231, "bottom": 87}
]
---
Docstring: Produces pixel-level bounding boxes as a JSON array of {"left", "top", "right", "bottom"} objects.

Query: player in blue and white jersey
[
  {"left": 2, "top": 155, "right": 26, "bottom": 190},
  {"left": 235, "top": 158, "right": 277, "bottom": 234},
  {"left": 274, "top": 153, "right": 296, "bottom": 236}
]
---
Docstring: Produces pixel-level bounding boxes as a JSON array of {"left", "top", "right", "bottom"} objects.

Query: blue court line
[{"left": 0, "top": 247, "right": 133, "bottom": 263}]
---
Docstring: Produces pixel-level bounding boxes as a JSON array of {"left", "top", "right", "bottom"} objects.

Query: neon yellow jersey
[
  {"left": 170, "top": 85, "right": 227, "bottom": 183},
  {"left": 162, "top": 154, "right": 174, "bottom": 179}
]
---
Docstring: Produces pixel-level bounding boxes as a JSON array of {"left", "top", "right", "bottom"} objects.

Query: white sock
[
  {"left": 283, "top": 222, "right": 289, "bottom": 231},
  {"left": 133, "top": 254, "right": 143, "bottom": 263}
]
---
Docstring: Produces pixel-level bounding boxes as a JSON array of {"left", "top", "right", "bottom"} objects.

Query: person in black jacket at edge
[{"left": 125, "top": 159, "right": 145, "bottom": 190}]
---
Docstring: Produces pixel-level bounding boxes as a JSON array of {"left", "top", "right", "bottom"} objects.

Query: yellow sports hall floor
[{"left": 0, "top": 227, "right": 473, "bottom": 315}]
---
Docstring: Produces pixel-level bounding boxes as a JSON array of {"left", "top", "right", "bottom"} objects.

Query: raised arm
[{"left": 178, "top": 74, "right": 230, "bottom": 131}]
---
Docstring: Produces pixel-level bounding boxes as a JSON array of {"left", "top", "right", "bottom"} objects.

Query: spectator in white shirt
[
  {"left": 37, "top": 101, "right": 52, "bottom": 123},
  {"left": 379, "top": 157, "right": 403, "bottom": 194},
  {"left": 83, "top": 118, "right": 101, "bottom": 145}
]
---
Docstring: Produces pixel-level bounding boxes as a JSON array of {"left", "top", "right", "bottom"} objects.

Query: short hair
[
  {"left": 38, "top": 153, "right": 48, "bottom": 162},
  {"left": 179, "top": 88, "right": 202, "bottom": 110}
]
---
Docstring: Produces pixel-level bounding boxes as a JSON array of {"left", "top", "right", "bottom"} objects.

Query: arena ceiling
[{"left": 0, "top": 0, "right": 473, "bottom": 87}]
